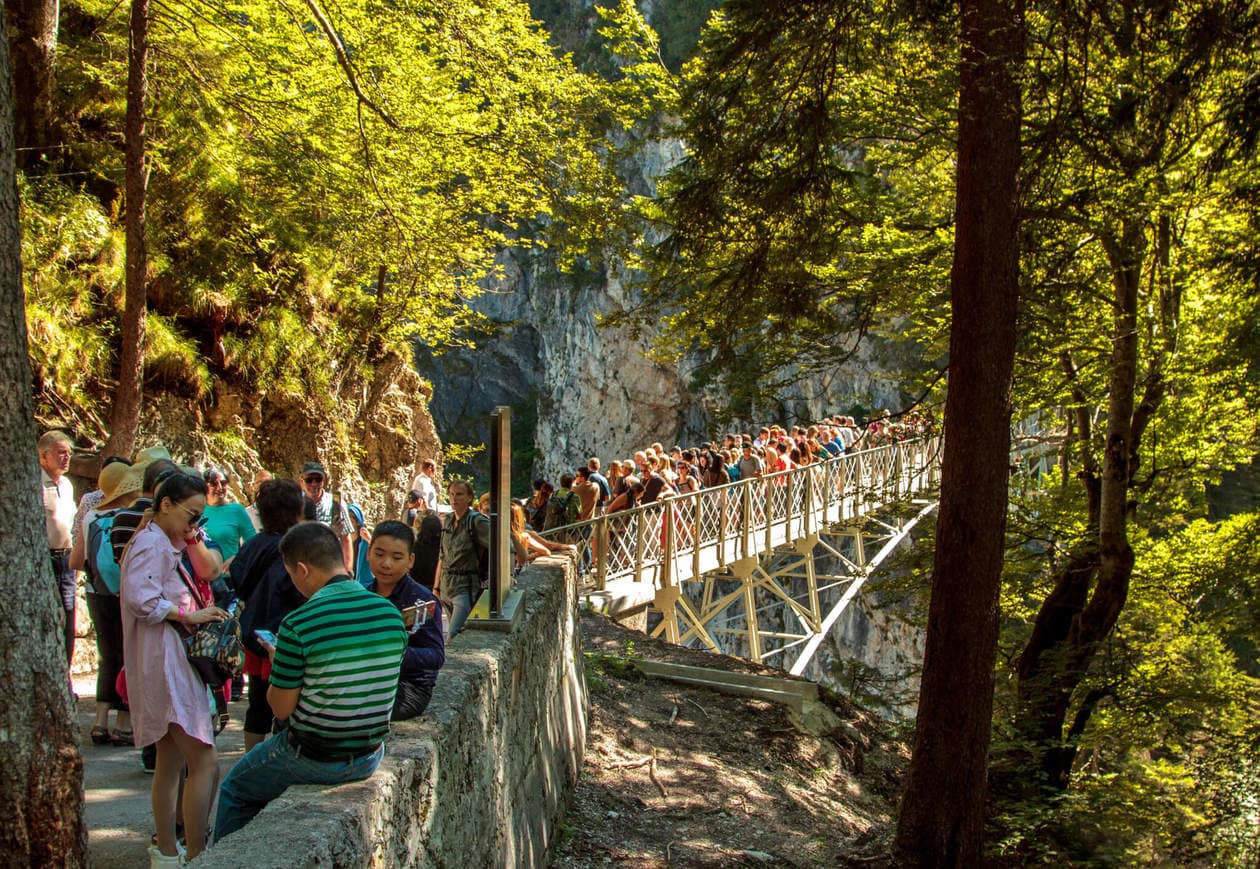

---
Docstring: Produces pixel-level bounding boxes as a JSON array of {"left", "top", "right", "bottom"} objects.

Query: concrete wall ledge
[{"left": 195, "top": 556, "right": 586, "bottom": 868}]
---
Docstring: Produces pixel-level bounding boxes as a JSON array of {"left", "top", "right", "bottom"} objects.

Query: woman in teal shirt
[{"left": 202, "top": 467, "right": 256, "bottom": 571}]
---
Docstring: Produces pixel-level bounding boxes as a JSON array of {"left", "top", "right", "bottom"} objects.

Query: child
[{"left": 365, "top": 521, "right": 445, "bottom": 720}]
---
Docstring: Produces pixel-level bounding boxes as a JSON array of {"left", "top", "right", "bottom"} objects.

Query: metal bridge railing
[{"left": 540, "top": 436, "right": 943, "bottom": 592}]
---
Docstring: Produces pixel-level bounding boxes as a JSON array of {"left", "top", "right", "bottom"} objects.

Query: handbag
[{"left": 173, "top": 563, "right": 244, "bottom": 690}]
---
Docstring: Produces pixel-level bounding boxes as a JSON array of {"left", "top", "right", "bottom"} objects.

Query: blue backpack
[
  {"left": 86, "top": 511, "right": 122, "bottom": 594},
  {"left": 347, "top": 502, "right": 373, "bottom": 586}
]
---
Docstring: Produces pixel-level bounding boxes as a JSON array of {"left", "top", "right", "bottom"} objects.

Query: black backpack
[{"left": 543, "top": 491, "right": 578, "bottom": 530}]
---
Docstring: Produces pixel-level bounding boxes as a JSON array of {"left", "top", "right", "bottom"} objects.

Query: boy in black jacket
[{"left": 366, "top": 521, "right": 445, "bottom": 720}]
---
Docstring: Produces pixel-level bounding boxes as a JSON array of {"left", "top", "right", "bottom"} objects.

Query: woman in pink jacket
[{"left": 121, "top": 472, "right": 227, "bottom": 865}]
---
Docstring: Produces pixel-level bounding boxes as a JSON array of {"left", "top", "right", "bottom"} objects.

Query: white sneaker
[{"left": 148, "top": 844, "right": 184, "bottom": 867}]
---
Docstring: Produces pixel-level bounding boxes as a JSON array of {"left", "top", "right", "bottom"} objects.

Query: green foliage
[
  {"left": 994, "top": 514, "right": 1260, "bottom": 864},
  {"left": 18, "top": 175, "right": 121, "bottom": 418},
  {"left": 640, "top": 0, "right": 1260, "bottom": 859},
  {"left": 623, "top": 0, "right": 957, "bottom": 416},
  {"left": 143, "top": 314, "right": 211, "bottom": 398},
  {"left": 27, "top": 0, "right": 663, "bottom": 445}
]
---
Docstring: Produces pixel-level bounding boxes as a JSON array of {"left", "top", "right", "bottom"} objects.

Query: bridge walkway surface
[{"left": 542, "top": 437, "right": 944, "bottom": 675}]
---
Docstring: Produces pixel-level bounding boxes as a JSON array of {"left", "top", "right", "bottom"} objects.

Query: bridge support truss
[{"left": 648, "top": 501, "right": 937, "bottom": 675}]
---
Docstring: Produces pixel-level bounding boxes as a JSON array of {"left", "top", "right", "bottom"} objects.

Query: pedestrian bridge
[{"left": 541, "top": 438, "right": 943, "bottom": 676}]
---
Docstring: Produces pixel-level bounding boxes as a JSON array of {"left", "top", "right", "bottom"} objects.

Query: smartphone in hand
[
  {"left": 255, "top": 629, "right": 277, "bottom": 651},
  {"left": 401, "top": 600, "right": 436, "bottom": 631}
]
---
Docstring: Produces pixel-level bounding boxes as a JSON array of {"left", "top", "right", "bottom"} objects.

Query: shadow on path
[{"left": 75, "top": 673, "right": 249, "bottom": 867}]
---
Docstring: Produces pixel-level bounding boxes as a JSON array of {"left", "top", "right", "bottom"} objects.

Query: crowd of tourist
[
  {"left": 34, "top": 407, "right": 931, "bottom": 864},
  {"left": 522, "top": 411, "right": 935, "bottom": 535}
]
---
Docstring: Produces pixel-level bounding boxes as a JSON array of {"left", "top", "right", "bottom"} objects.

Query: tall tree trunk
[
  {"left": 1012, "top": 218, "right": 1149, "bottom": 790},
  {"left": 0, "top": 6, "right": 87, "bottom": 861},
  {"left": 894, "top": 0, "right": 1023, "bottom": 863},
  {"left": 103, "top": 0, "right": 149, "bottom": 460},
  {"left": 4, "top": 0, "right": 59, "bottom": 167}
]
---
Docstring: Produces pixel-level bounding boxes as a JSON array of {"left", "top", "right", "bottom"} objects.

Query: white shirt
[
  {"left": 411, "top": 473, "right": 438, "bottom": 510},
  {"left": 43, "top": 468, "right": 76, "bottom": 550}
]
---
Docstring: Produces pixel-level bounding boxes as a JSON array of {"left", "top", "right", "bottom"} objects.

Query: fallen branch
[
  {"left": 684, "top": 697, "right": 711, "bottom": 719},
  {"left": 649, "top": 749, "right": 668, "bottom": 798},
  {"left": 604, "top": 756, "right": 652, "bottom": 771},
  {"left": 668, "top": 704, "right": 678, "bottom": 726}
]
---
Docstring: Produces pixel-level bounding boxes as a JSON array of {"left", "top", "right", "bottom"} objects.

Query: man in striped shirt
[{"left": 213, "top": 523, "right": 406, "bottom": 843}]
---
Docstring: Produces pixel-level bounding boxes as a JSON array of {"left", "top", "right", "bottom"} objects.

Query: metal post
[
  {"left": 662, "top": 499, "right": 675, "bottom": 589},
  {"left": 633, "top": 508, "right": 645, "bottom": 583},
  {"left": 692, "top": 493, "right": 702, "bottom": 581},
  {"left": 468, "top": 406, "right": 522, "bottom": 631},
  {"left": 741, "top": 481, "right": 752, "bottom": 559},
  {"left": 489, "top": 406, "right": 511, "bottom": 618},
  {"left": 719, "top": 487, "right": 728, "bottom": 564},
  {"left": 596, "top": 514, "right": 608, "bottom": 591}
]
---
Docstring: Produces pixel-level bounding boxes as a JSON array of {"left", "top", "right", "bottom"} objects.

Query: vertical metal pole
[
  {"left": 489, "top": 406, "right": 511, "bottom": 618},
  {"left": 662, "top": 500, "right": 675, "bottom": 589},
  {"left": 633, "top": 508, "right": 645, "bottom": 583},
  {"left": 764, "top": 478, "right": 773, "bottom": 553},
  {"left": 741, "top": 481, "right": 752, "bottom": 559},
  {"left": 692, "top": 493, "right": 702, "bottom": 581},
  {"left": 719, "top": 487, "right": 728, "bottom": 564},
  {"left": 743, "top": 573, "right": 761, "bottom": 664},
  {"left": 596, "top": 514, "right": 608, "bottom": 591},
  {"left": 785, "top": 471, "right": 795, "bottom": 540}
]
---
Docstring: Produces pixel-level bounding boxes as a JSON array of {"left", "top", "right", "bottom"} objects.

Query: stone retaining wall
[{"left": 195, "top": 556, "right": 586, "bottom": 868}]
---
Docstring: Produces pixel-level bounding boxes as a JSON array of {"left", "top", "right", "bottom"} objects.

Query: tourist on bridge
[
  {"left": 526, "top": 479, "right": 552, "bottom": 532},
  {"left": 213, "top": 523, "right": 405, "bottom": 843},
  {"left": 435, "top": 479, "right": 489, "bottom": 638},
  {"left": 586, "top": 457, "right": 611, "bottom": 508},
  {"left": 573, "top": 467, "right": 601, "bottom": 520},
  {"left": 365, "top": 521, "right": 444, "bottom": 721},
  {"left": 738, "top": 443, "right": 764, "bottom": 481},
  {"left": 675, "top": 454, "right": 701, "bottom": 494}
]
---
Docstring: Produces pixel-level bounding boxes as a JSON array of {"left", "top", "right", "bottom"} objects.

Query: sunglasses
[
  {"left": 303, "top": 476, "right": 325, "bottom": 484},
  {"left": 176, "top": 502, "right": 210, "bottom": 528}
]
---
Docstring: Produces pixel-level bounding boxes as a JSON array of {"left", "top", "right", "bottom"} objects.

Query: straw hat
[
  {"left": 132, "top": 445, "right": 172, "bottom": 465},
  {"left": 99, "top": 461, "right": 144, "bottom": 509}
]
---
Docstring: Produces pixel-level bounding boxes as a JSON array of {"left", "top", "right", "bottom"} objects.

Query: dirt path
[
  {"left": 552, "top": 614, "right": 906, "bottom": 867},
  {"left": 75, "top": 674, "right": 248, "bottom": 867}
]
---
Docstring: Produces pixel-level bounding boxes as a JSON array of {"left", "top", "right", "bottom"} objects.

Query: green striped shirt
[{"left": 270, "top": 577, "right": 406, "bottom": 754}]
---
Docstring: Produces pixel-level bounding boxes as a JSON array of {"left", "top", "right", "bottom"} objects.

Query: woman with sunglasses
[
  {"left": 201, "top": 467, "right": 256, "bottom": 574},
  {"left": 120, "top": 472, "right": 228, "bottom": 866}
]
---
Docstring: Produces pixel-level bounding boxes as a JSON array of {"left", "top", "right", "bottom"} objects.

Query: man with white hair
[{"left": 39, "top": 430, "right": 77, "bottom": 661}]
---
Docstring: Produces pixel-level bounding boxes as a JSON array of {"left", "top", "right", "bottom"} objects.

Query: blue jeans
[
  {"left": 447, "top": 590, "right": 474, "bottom": 638},
  {"left": 213, "top": 730, "right": 384, "bottom": 842}
]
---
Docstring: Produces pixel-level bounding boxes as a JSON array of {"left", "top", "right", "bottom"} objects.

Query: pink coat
[{"left": 120, "top": 523, "right": 215, "bottom": 748}]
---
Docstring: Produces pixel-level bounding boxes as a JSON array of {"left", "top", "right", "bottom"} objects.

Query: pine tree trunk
[
  {"left": 893, "top": 0, "right": 1023, "bottom": 863},
  {"left": 103, "top": 0, "right": 149, "bottom": 460},
  {"left": 0, "top": 9, "right": 87, "bottom": 861},
  {"left": 5, "top": 0, "right": 59, "bottom": 167}
]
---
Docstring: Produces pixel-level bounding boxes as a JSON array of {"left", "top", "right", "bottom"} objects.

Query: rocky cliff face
[
  {"left": 137, "top": 350, "right": 441, "bottom": 521},
  {"left": 419, "top": 0, "right": 919, "bottom": 483},
  {"left": 418, "top": 165, "right": 916, "bottom": 484}
]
